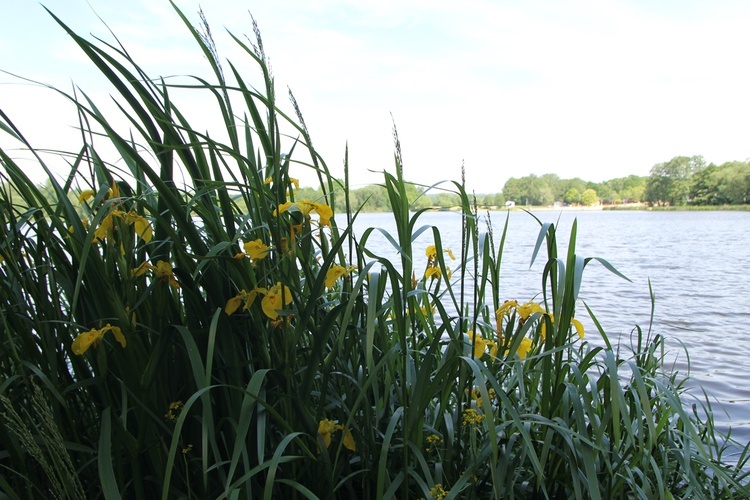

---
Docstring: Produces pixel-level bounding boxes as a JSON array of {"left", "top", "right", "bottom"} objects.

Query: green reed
[{"left": 0, "top": 4, "right": 748, "bottom": 498}]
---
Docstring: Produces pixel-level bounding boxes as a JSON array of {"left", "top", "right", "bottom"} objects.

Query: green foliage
[
  {"left": 642, "top": 156, "right": 750, "bottom": 206},
  {"left": 690, "top": 161, "right": 750, "bottom": 205},
  {"left": 564, "top": 187, "right": 581, "bottom": 204},
  {"left": 502, "top": 174, "right": 648, "bottom": 207},
  {"left": 645, "top": 155, "right": 706, "bottom": 206},
  {"left": 1, "top": 6, "right": 748, "bottom": 498},
  {"left": 580, "top": 188, "right": 598, "bottom": 206}
]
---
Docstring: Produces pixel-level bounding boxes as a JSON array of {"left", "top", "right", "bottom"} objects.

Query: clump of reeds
[{"left": 0, "top": 5, "right": 747, "bottom": 498}]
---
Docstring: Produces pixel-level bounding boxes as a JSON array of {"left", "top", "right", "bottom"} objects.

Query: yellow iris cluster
[
  {"left": 466, "top": 299, "right": 585, "bottom": 363},
  {"left": 491, "top": 300, "right": 585, "bottom": 361},
  {"left": 78, "top": 183, "right": 153, "bottom": 245},
  {"left": 496, "top": 299, "right": 585, "bottom": 341}
]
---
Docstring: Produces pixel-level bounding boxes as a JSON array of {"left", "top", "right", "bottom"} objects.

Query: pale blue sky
[{"left": 3, "top": 0, "right": 750, "bottom": 191}]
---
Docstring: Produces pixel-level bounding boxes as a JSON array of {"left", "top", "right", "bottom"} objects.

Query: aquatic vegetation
[{"left": 0, "top": 5, "right": 748, "bottom": 498}]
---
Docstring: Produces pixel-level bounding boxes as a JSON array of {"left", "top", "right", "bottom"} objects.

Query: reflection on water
[{"left": 342, "top": 209, "right": 750, "bottom": 461}]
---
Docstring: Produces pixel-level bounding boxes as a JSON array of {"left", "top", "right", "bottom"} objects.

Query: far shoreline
[{"left": 346, "top": 203, "right": 750, "bottom": 214}]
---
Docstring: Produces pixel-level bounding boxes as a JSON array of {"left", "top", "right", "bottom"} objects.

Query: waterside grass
[{"left": 1, "top": 6, "right": 749, "bottom": 498}]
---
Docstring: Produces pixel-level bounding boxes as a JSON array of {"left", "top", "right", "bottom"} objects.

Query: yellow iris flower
[
  {"left": 325, "top": 264, "right": 356, "bottom": 289},
  {"left": 516, "top": 337, "right": 534, "bottom": 359},
  {"left": 154, "top": 261, "right": 180, "bottom": 289},
  {"left": 496, "top": 299, "right": 585, "bottom": 341},
  {"left": 424, "top": 244, "right": 455, "bottom": 280},
  {"left": 425, "top": 245, "right": 456, "bottom": 261},
  {"left": 317, "top": 418, "right": 356, "bottom": 452},
  {"left": 516, "top": 301, "right": 546, "bottom": 320},
  {"left": 77, "top": 189, "right": 95, "bottom": 204},
  {"left": 274, "top": 199, "right": 333, "bottom": 226},
  {"left": 467, "top": 330, "right": 486, "bottom": 358},
  {"left": 71, "top": 323, "right": 126, "bottom": 355},
  {"left": 261, "top": 282, "right": 293, "bottom": 320},
  {"left": 224, "top": 288, "right": 262, "bottom": 316},
  {"left": 234, "top": 239, "right": 270, "bottom": 261},
  {"left": 424, "top": 267, "right": 441, "bottom": 280},
  {"left": 94, "top": 210, "right": 153, "bottom": 244},
  {"left": 132, "top": 260, "right": 180, "bottom": 289},
  {"left": 571, "top": 318, "right": 585, "bottom": 339}
]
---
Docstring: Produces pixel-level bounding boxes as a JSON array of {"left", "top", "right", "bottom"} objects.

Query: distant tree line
[
  {"left": 7, "top": 155, "right": 746, "bottom": 213},
  {"left": 294, "top": 173, "right": 646, "bottom": 212},
  {"left": 500, "top": 174, "right": 646, "bottom": 207},
  {"left": 643, "top": 156, "right": 750, "bottom": 206},
  {"left": 280, "top": 154, "right": 750, "bottom": 212},
  {"left": 499, "top": 155, "right": 750, "bottom": 208}
]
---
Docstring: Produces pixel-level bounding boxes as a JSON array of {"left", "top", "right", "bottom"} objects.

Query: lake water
[{"left": 343, "top": 209, "right": 750, "bottom": 460}]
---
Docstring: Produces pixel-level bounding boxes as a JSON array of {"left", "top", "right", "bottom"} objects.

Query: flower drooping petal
[
  {"left": 467, "top": 331, "right": 488, "bottom": 359},
  {"left": 274, "top": 201, "right": 294, "bottom": 216},
  {"left": 425, "top": 267, "right": 442, "bottom": 280},
  {"left": 496, "top": 300, "right": 519, "bottom": 319},
  {"left": 225, "top": 289, "right": 262, "bottom": 315},
  {"left": 132, "top": 261, "right": 153, "bottom": 277},
  {"left": 342, "top": 428, "right": 356, "bottom": 451},
  {"left": 155, "top": 261, "right": 180, "bottom": 289},
  {"left": 106, "top": 325, "right": 126, "bottom": 349},
  {"left": 71, "top": 323, "right": 125, "bottom": 355},
  {"left": 94, "top": 211, "right": 118, "bottom": 242},
  {"left": 325, "top": 264, "right": 349, "bottom": 289},
  {"left": 314, "top": 202, "right": 333, "bottom": 226},
  {"left": 71, "top": 329, "right": 104, "bottom": 355},
  {"left": 261, "top": 282, "right": 292, "bottom": 320},
  {"left": 516, "top": 337, "right": 533, "bottom": 359},
  {"left": 318, "top": 419, "right": 337, "bottom": 449},
  {"left": 571, "top": 318, "right": 585, "bottom": 339},
  {"left": 225, "top": 295, "right": 243, "bottom": 315},
  {"left": 517, "top": 301, "right": 546, "bottom": 320},
  {"left": 78, "top": 189, "right": 95, "bottom": 204},
  {"left": 124, "top": 212, "right": 153, "bottom": 243}
]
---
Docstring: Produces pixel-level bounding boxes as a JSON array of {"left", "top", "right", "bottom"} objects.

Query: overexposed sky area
[{"left": 2, "top": 0, "right": 750, "bottom": 192}]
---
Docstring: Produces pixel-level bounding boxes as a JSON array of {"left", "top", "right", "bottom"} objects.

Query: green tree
[
  {"left": 644, "top": 155, "right": 705, "bottom": 206},
  {"left": 501, "top": 177, "right": 525, "bottom": 204},
  {"left": 689, "top": 163, "right": 720, "bottom": 205},
  {"left": 581, "top": 188, "right": 598, "bottom": 206},
  {"left": 594, "top": 183, "right": 615, "bottom": 204},
  {"left": 349, "top": 184, "right": 391, "bottom": 212},
  {"left": 613, "top": 175, "right": 647, "bottom": 203},
  {"left": 713, "top": 161, "right": 750, "bottom": 204},
  {"left": 502, "top": 175, "right": 555, "bottom": 206},
  {"left": 564, "top": 188, "right": 580, "bottom": 205}
]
